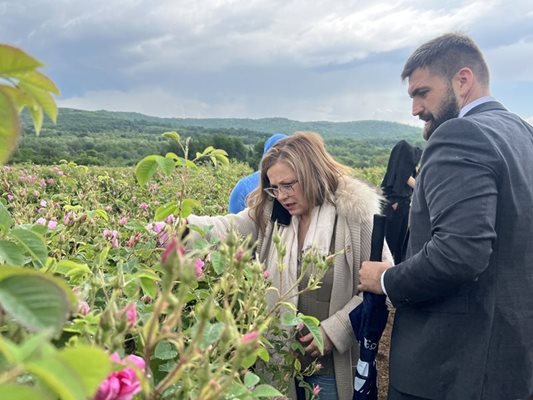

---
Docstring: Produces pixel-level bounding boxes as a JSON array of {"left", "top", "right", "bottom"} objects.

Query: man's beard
[{"left": 422, "top": 88, "right": 460, "bottom": 140}]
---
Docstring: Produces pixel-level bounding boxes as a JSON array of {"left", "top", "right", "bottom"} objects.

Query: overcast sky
[{"left": 2, "top": 0, "right": 532, "bottom": 126}]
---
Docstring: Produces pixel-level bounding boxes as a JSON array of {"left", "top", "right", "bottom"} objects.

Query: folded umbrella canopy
[{"left": 350, "top": 214, "right": 389, "bottom": 400}]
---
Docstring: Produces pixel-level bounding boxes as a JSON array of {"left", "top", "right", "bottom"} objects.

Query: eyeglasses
[{"left": 263, "top": 180, "right": 299, "bottom": 198}]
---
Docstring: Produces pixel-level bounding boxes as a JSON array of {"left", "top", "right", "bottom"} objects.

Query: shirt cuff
[{"left": 380, "top": 269, "right": 388, "bottom": 296}]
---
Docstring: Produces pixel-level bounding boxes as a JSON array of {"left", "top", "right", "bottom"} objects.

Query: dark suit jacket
[{"left": 384, "top": 101, "right": 533, "bottom": 400}]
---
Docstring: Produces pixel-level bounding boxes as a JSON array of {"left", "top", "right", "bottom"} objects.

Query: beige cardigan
[{"left": 187, "top": 176, "right": 387, "bottom": 399}]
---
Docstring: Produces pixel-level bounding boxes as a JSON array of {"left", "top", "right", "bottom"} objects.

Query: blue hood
[{"left": 263, "top": 133, "right": 287, "bottom": 156}]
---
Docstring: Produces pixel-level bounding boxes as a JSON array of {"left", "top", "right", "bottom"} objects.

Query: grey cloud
[{"left": 2, "top": 0, "right": 532, "bottom": 121}]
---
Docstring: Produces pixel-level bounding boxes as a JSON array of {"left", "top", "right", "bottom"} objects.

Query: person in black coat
[{"left": 380, "top": 140, "right": 422, "bottom": 265}]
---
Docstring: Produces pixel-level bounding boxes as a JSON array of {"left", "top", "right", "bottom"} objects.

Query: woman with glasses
[{"left": 187, "top": 131, "right": 389, "bottom": 399}]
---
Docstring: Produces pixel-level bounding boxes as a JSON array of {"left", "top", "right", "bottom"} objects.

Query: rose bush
[
  {"left": 0, "top": 44, "right": 332, "bottom": 400},
  {"left": 95, "top": 353, "right": 145, "bottom": 400},
  {"left": 1, "top": 149, "right": 329, "bottom": 399}
]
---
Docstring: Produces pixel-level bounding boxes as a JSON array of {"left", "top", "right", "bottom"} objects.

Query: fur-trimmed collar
[{"left": 334, "top": 176, "right": 384, "bottom": 219}]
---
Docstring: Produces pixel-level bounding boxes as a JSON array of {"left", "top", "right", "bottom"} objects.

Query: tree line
[{"left": 12, "top": 108, "right": 424, "bottom": 169}]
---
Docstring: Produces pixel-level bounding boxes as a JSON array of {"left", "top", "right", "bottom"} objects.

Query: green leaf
[
  {"left": 0, "top": 89, "right": 20, "bottom": 164},
  {"left": 201, "top": 322, "right": 225, "bottom": 350},
  {"left": 0, "top": 85, "right": 26, "bottom": 110},
  {"left": 301, "top": 315, "right": 323, "bottom": 354},
  {"left": 210, "top": 251, "right": 223, "bottom": 275},
  {"left": 98, "top": 246, "right": 110, "bottom": 267},
  {"left": 89, "top": 208, "right": 109, "bottom": 222},
  {"left": 135, "top": 155, "right": 162, "bottom": 186},
  {"left": 57, "top": 345, "right": 112, "bottom": 398},
  {"left": 0, "top": 202, "right": 12, "bottom": 232},
  {"left": 154, "top": 341, "right": 178, "bottom": 360},
  {"left": 9, "top": 226, "right": 48, "bottom": 267},
  {"left": 202, "top": 146, "right": 215, "bottom": 155},
  {"left": 140, "top": 277, "right": 158, "bottom": 298},
  {"left": 0, "top": 384, "right": 51, "bottom": 400},
  {"left": 227, "top": 383, "right": 249, "bottom": 398},
  {"left": 17, "top": 330, "right": 55, "bottom": 362},
  {"left": 185, "top": 159, "right": 197, "bottom": 169},
  {"left": 290, "top": 340, "right": 305, "bottom": 355},
  {"left": 28, "top": 102, "right": 43, "bottom": 135},
  {"left": 0, "top": 335, "right": 21, "bottom": 363},
  {"left": 55, "top": 260, "right": 91, "bottom": 280},
  {"left": 180, "top": 198, "right": 201, "bottom": 218},
  {"left": 215, "top": 152, "right": 230, "bottom": 166},
  {"left": 244, "top": 371, "right": 260, "bottom": 388},
  {"left": 280, "top": 312, "right": 301, "bottom": 326},
  {"left": 0, "top": 240, "right": 26, "bottom": 265},
  {"left": 164, "top": 151, "right": 180, "bottom": 162},
  {"left": 19, "top": 82, "right": 58, "bottom": 125},
  {"left": 0, "top": 274, "right": 70, "bottom": 334},
  {"left": 241, "top": 352, "right": 258, "bottom": 370},
  {"left": 162, "top": 131, "right": 181, "bottom": 144},
  {"left": 157, "top": 360, "right": 177, "bottom": 373},
  {"left": 154, "top": 201, "right": 178, "bottom": 221},
  {"left": 25, "top": 354, "right": 86, "bottom": 400},
  {"left": 0, "top": 44, "right": 42, "bottom": 75},
  {"left": 155, "top": 155, "right": 175, "bottom": 176},
  {"left": 11, "top": 70, "right": 60, "bottom": 94},
  {"left": 253, "top": 384, "right": 283, "bottom": 398},
  {"left": 0, "top": 265, "right": 76, "bottom": 305},
  {"left": 256, "top": 347, "right": 270, "bottom": 362}
]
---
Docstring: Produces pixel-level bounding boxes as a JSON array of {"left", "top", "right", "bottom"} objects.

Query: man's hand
[
  {"left": 358, "top": 260, "right": 392, "bottom": 294},
  {"left": 299, "top": 326, "right": 333, "bottom": 358}
]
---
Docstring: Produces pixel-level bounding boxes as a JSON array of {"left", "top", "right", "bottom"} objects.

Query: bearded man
[{"left": 359, "top": 33, "right": 533, "bottom": 400}]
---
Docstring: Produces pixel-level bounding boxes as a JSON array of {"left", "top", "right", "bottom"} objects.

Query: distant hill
[
  {"left": 25, "top": 108, "right": 422, "bottom": 139},
  {"left": 15, "top": 108, "right": 423, "bottom": 168}
]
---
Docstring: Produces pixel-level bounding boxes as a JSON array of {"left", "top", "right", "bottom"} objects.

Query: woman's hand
[{"left": 299, "top": 326, "right": 334, "bottom": 358}]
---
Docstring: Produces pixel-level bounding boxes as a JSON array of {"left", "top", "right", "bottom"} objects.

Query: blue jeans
[{"left": 295, "top": 375, "right": 338, "bottom": 399}]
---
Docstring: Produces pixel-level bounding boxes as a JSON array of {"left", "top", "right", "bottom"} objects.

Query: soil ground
[{"left": 377, "top": 309, "right": 394, "bottom": 400}]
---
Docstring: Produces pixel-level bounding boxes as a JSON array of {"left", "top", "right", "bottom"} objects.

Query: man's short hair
[{"left": 401, "top": 32, "right": 490, "bottom": 86}]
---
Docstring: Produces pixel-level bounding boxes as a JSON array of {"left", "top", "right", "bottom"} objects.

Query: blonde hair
[{"left": 248, "top": 131, "right": 351, "bottom": 233}]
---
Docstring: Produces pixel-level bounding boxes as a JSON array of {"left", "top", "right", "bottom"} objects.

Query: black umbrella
[{"left": 350, "top": 214, "right": 389, "bottom": 400}]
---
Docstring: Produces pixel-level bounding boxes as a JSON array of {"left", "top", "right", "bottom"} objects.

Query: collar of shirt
[{"left": 459, "top": 96, "right": 497, "bottom": 118}]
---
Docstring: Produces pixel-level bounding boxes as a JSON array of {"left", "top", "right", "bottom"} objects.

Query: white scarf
[{"left": 265, "top": 202, "right": 336, "bottom": 310}]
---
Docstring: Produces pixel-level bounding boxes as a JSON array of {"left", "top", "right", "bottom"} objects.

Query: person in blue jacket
[{"left": 228, "top": 133, "right": 287, "bottom": 213}]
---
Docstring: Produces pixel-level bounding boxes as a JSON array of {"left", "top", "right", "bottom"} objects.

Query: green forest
[{"left": 13, "top": 108, "right": 424, "bottom": 169}]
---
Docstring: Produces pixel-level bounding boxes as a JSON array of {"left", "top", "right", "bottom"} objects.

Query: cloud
[
  {"left": 58, "top": 87, "right": 216, "bottom": 118},
  {"left": 2, "top": 0, "right": 533, "bottom": 121}
]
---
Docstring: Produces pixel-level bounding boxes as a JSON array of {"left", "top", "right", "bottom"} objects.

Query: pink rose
[
  {"left": 94, "top": 353, "right": 145, "bottom": 400},
  {"left": 152, "top": 221, "right": 166, "bottom": 234},
  {"left": 235, "top": 247, "right": 244, "bottom": 262},
  {"left": 240, "top": 331, "right": 259, "bottom": 345},
  {"left": 36, "top": 217, "right": 47, "bottom": 225},
  {"left": 122, "top": 303, "right": 137, "bottom": 327},
  {"left": 78, "top": 301, "right": 90, "bottom": 316},
  {"left": 160, "top": 237, "right": 185, "bottom": 266},
  {"left": 194, "top": 258, "right": 204, "bottom": 278},
  {"left": 312, "top": 384, "right": 321, "bottom": 396}
]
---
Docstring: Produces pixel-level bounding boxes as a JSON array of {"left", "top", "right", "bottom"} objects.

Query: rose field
[{"left": 0, "top": 150, "right": 391, "bottom": 400}]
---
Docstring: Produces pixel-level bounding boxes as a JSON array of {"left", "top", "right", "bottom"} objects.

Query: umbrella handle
[{"left": 369, "top": 214, "right": 386, "bottom": 262}]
